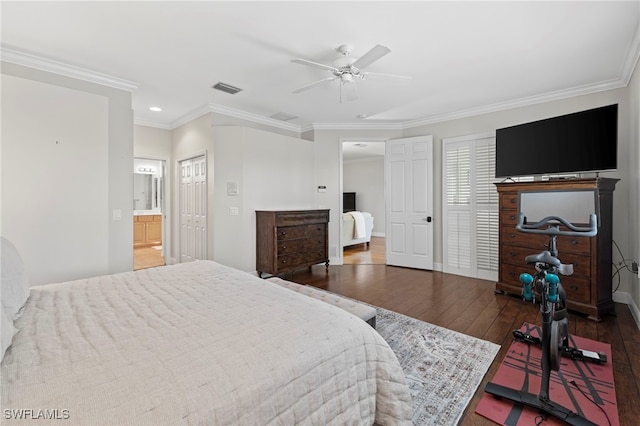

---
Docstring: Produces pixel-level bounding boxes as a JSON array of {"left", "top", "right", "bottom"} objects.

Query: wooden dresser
[
  {"left": 256, "top": 210, "right": 330, "bottom": 277},
  {"left": 495, "top": 178, "right": 618, "bottom": 321}
]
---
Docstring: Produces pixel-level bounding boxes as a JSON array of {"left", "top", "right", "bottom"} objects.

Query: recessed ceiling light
[{"left": 149, "top": 106, "right": 162, "bottom": 112}]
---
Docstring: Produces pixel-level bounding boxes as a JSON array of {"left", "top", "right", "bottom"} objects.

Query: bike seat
[
  {"left": 525, "top": 251, "right": 574, "bottom": 275},
  {"left": 525, "top": 251, "right": 561, "bottom": 267}
]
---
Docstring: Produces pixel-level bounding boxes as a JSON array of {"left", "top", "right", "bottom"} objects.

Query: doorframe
[
  {"left": 133, "top": 156, "right": 170, "bottom": 264},
  {"left": 339, "top": 137, "right": 388, "bottom": 265},
  {"left": 176, "top": 151, "right": 208, "bottom": 263}
]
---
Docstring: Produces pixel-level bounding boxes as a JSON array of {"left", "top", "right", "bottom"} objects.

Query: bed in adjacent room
[
  {"left": 342, "top": 211, "right": 374, "bottom": 247},
  {"left": 1, "top": 237, "right": 411, "bottom": 425}
]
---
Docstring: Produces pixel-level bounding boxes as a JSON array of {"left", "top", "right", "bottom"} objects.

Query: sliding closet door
[
  {"left": 179, "top": 155, "right": 207, "bottom": 262},
  {"left": 442, "top": 134, "right": 498, "bottom": 280}
]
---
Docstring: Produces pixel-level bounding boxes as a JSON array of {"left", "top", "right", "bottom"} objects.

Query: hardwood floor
[
  {"left": 343, "top": 236, "right": 385, "bottom": 264},
  {"left": 133, "top": 246, "right": 165, "bottom": 270},
  {"left": 284, "top": 264, "right": 640, "bottom": 425}
]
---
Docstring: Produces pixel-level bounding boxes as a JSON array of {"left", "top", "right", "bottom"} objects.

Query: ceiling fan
[{"left": 291, "top": 44, "right": 411, "bottom": 102}]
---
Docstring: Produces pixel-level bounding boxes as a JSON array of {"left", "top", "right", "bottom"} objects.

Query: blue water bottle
[{"left": 520, "top": 273, "right": 534, "bottom": 302}]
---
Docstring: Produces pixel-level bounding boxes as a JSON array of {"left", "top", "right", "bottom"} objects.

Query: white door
[
  {"left": 385, "top": 135, "right": 434, "bottom": 269},
  {"left": 179, "top": 155, "right": 207, "bottom": 262}
]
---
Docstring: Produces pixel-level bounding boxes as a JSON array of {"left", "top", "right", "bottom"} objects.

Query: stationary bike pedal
[{"left": 512, "top": 330, "right": 540, "bottom": 345}]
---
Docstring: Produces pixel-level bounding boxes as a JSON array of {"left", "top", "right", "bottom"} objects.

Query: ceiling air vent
[
  {"left": 212, "top": 82, "right": 243, "bottom": 95},
  {"left": 270, "top": 112, "right": 298, "bottom": 122}
]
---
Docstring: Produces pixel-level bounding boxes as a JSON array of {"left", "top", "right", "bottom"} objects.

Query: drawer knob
[
  {"left": 510, "top": 198, "right": 516, "bottom": 204},
  {"left": 281, "top": 260, "right": 287, "bottom": 264},
  {"left": 570, "top": 239, "right": 578, "bottom": 245},
  {"left": 509, "top": 215, "right": 516, "bottom": 220},
  {"left": 509, "top": 233, "right": 516, "bottom": 238},
  {"left": 509, "top": 251, "right": 516, "bottom": 257},
  {"left": 281, "top": 231, "right": 287, "bottom": 235},
  {"left": 570, "top": 285, "right": 578, "bottom": 291},
  {"left": 281, "top": 245, "right": 287, "bottom": 250}
]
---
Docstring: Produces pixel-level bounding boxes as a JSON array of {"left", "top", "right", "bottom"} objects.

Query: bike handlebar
[{"left": 516, "top": 213, "right": 598, "bottom": 237}]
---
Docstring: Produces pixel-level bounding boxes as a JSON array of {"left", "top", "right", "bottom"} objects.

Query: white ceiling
[{"left": 2, "top": 1, "right": 639, "bottom": 131}]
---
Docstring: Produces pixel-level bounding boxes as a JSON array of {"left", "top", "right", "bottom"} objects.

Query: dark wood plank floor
[{"left": 284, "top": 264, "right": 640, "bottom": 425}]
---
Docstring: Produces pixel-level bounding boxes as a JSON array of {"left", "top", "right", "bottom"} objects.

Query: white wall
[
  {"left": 134, "top": 125, "right": 172, "bottom": 159},
  {"left": 1, "top": 63, "right": 133, "bottom": 285},
  {"left": 213, "top": 126, "right": 315, "bottom": 271},
  {"left": 343, "top": 157, "right": 386, "bottom": 235},
  {"left": 626, "top": 58, "right": 640, "bottom": 320}
]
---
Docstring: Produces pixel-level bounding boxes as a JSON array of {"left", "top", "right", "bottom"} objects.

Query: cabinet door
[
  {"left": 134, "top": 221, "right": 146, "bottom": 246},
  {"left": 146, "top": 220, "right": 162, "bottom": 245}
]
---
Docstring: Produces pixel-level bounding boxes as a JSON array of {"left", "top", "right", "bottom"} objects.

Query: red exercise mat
[{"left": 476, "top": 322, "right": 618, "bottom": 425}]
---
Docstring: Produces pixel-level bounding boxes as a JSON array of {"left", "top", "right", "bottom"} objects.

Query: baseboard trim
[{"left": 433, "top": 262, "right": 443, "bottom": 272}]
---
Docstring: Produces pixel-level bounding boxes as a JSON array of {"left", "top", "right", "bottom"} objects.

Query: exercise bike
[{"left": 485, "top": 211, "right": 600, "bottom": 426}]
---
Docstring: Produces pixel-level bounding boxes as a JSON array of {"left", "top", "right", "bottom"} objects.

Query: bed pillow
[
  {"left": 1, "top": 237, "right": 30, "bottom": 321},
  {"left": 1, "top": 303, "right": 18, "bottom": 362}
]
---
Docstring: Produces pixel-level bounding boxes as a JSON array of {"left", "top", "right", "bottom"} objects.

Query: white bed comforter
[{"left": 1, "top": 261, "right": 411, "bottom": 425}]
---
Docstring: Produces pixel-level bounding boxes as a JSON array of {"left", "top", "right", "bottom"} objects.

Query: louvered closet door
[
  {"left": 442, "top": 135, "right": 498, "bottom": 280},
  {"left": 444, "top": 143, "right": 472, "bottom": 277}
]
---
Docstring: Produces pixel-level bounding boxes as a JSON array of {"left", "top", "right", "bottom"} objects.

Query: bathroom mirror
[{"left": 133, "top": 158, "right": 164, "bottom": 213}]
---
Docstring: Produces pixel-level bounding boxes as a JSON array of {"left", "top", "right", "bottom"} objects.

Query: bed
[
  {"left": 342, "top": 211, "right": 374, "bottom": 247},
  {"left": 1, "top": 238, "right": 411, "bottom": 425}
]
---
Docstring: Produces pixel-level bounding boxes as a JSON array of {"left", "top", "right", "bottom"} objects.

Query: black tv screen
[
  {"left": 495, "top": 104, "right": 617, "bottom": 178},
  {"left": 343, "top": 192, "right": 356, "bottom": 212}
]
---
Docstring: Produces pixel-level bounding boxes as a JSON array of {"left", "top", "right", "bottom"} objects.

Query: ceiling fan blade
[
  {"left": 291, "top": 58, "right": 337, "bottom": 72},
  {"left": 292, "top": 77, "right": 337, "bottom": 94},
  {"left": 362, "top": 71, "right": 412, "bottom": 81},
  {"left": 352, "top": 44, "right": 391, "bottom": 69}
]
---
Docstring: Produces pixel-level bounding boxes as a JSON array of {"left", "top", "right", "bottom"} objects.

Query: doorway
[
  {"left": 133, "top": 158, "right": 166, "bottom": 270},
  {"left": 341, "top": 140, "right": 386, "bottom": 265}
]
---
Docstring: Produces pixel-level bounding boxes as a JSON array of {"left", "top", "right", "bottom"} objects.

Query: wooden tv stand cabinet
[{"left": 495, "top": 178, "right": 618, "bottom": 321}]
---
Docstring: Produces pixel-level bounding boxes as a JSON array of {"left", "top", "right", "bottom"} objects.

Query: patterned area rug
[{"left": 375, "top": 306, "right": 501, "bottom": 425}]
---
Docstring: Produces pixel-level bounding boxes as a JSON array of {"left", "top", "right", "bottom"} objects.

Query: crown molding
[
  {"left": 311, "top": 121, "right": 405, "bottom": 131},
  {"left": 133, "top": 119, "right": 172, "bottom": 130},
  {"left": 207, "top": 104, "right": 302, "bottom": 133},
  {"left": 401, "top": 78, "right": 629, "bottom": 129},
  {"left": 620, "top": 18, "right": 640, "bottom": 86},
  {"left": 1, "top": 45, "right": 139, "bottom": 91}
]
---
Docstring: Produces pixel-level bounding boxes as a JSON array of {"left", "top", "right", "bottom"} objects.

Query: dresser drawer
[
  {"left": 277, "top": 224, "right": 326, "bottom": 241},
  {"left": 501, "top": 211, "right": 519, "bottom": 225},
  {"left": 500, "top": 193, "right": 519, "bottom": 210},
  {"left": 501, "top": 226, "right": 549, "bottom": 249},
  {"left": 500, "top": 245, "right": 591, "bottom": 279},
  {"left": 277, "top": 237, "right": 325, "bottom": 254},
  {"left": 278, "top": 250, "right": 326, "bottom": 270},
  {"left": 275, "top": 210, "right": 330, "bottom": 226}
]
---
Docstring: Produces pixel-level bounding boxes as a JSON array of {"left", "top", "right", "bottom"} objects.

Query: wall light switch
[
  {"left": 318, "top": 185, "right": 327, "bottom": 193},
  {"left": 229, "top": 207, "right": 239, "bottom": 216},
  {"left": 112, "top": 209, "right": 122, "bottom": 221}
]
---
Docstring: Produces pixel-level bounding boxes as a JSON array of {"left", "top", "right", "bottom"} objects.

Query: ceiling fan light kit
[{"left": 291, "top": 43, "right": 411, "bottom": 102}]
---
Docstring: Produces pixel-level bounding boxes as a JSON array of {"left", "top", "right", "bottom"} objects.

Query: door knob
[{"left": 422, "top": 217, "right": 432, "bottom": 223}]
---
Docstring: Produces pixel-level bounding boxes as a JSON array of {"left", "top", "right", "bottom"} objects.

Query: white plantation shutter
[
  {"left": 443, "top": 135, "right": 498, "bottom": 280},
  {"left": 444, "top": 144, "right": 472, "bottom": 276},
  {"left": 475, "top": 141, "right": 499, "bottom": 280}
]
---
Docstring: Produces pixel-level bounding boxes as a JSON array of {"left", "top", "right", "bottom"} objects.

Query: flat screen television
[
  {"left": 495, "top": 104, "right": 618, "bottom": 178},
  {"left": 343, "top": 192, "right": 356, "bottom": 213}
]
